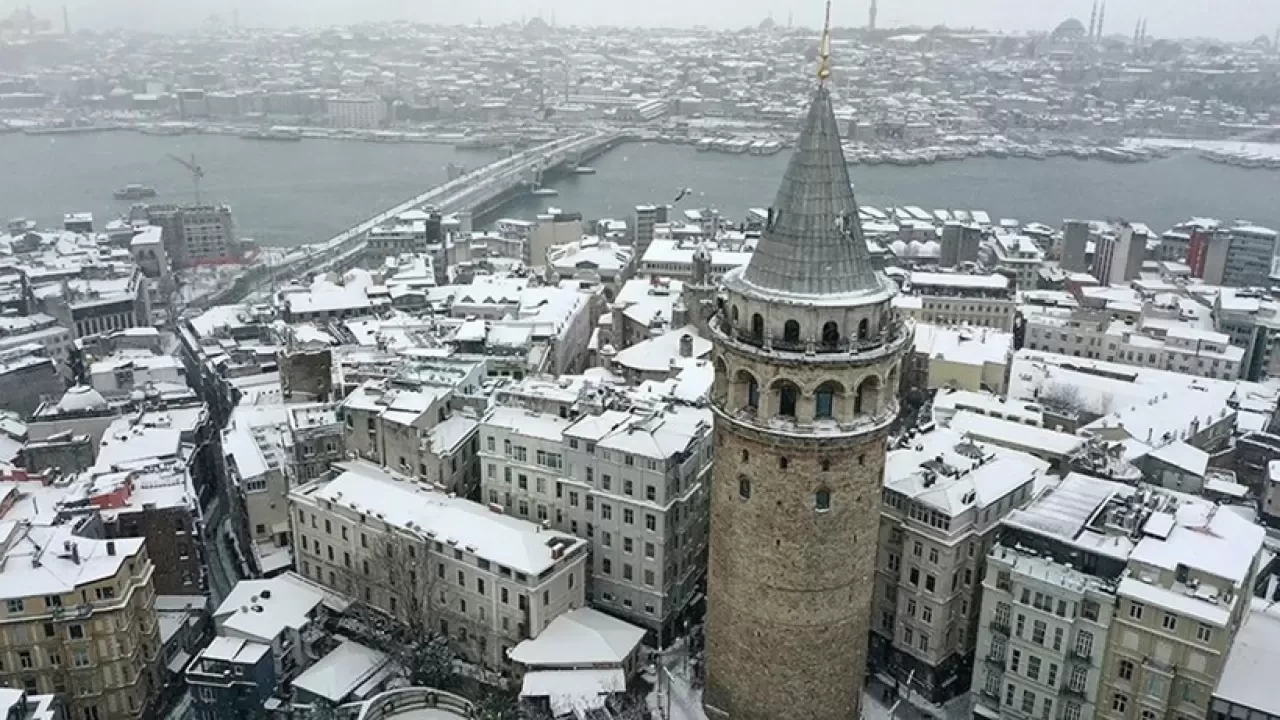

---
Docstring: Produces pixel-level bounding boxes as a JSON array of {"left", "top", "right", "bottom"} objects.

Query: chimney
[
  {"left": 679, "top": 334, "right": 694, "bottom": 358},
  {"left": 106, "top": 541, "right": 116, "bottom": 556},
  {"left": 70, "top": 542, "right": 80, "bottom": 565}
]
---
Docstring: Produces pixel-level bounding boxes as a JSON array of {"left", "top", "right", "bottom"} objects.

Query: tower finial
[{"left": 818, "top": 0, "right": 833, "bottom": 84}]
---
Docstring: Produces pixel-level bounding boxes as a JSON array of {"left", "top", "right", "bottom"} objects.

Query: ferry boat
[
  {"left": 241, "top": 127, "right": 302, "bottom": 141},
  {"left": 573, "top": 166, "right": 597, "bottom": 175},
  {"left": 531, "top": 187, "right": 560, "bottom": 197},
  {"left": 114, "top": 184, "right": 157, "bottom": 201}
]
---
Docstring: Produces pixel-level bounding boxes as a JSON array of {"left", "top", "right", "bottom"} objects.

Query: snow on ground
[{"left": 1127, "top": 138, "right": 1280, "bottom": 158}]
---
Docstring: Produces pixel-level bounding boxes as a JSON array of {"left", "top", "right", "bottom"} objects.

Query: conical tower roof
[{"left": 736, "top": 84, "right": 884, "bottom": 300}]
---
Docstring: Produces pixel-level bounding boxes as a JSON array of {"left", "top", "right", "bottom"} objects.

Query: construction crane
[{"left": 167, "top": 153, "right": 204, "bottom": 204}]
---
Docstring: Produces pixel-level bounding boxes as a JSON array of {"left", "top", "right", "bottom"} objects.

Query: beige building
[
  {"left": 288, "top": 461, "right": 589, "bottom": 671},
  {"left": 972, "top": 474, "right": 1264, "bottom": 720},
  {"left": 907, "top": 272, "right": 1016, "bottom": 332},
  {"left": 905, "top": 323, "right": 1012, "bottom": 395},
  {"left": 870, "top": 428, "right": 1049, "bottom": 704},
  {"left": 479, "top": 402, "right": 712, "bottom": 640},
  {"left": 0, "top": 523, "right": 161, "bottom": 720}
]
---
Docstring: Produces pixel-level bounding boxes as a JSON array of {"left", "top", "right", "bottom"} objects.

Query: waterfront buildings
[
  {"left": 1200, "top": 225, "right": 1280, "bottom": 288},
  {"left": 703, "top": 37, "right": 912, "bottom": 720},
  {"left": 327, "top": 96, "right": 386, "bottom": 129},
  {"left": 144, "top": 205, "right": 238, "bottom": 268}
]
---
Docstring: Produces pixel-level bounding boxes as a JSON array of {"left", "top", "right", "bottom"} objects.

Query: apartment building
[
  {"left": 1201, "top": 225, "right": 1279, "bottom": 288},
  {"left": 287, "top": 403, "right": 344, "bottom": 485},
  {"left": 339, "top": 379, "right": 451, "bottom": 476},
  {"left": 478, "top": 404, "right": 712, "bottom": 641},
  {"left": 907, "top": 272, "right": 1016, "bottom": 331},
  {"left": 972, "top": 473, "right": 1264, "bottom": 720},
  {"left": 1024, "top": 309, "right": 1243, "bottom": 380},
  {"left": 986, "top": 232, "right": 1044, "bottom": 290},
  {"left": 0, "top": 524, "right": 161, "bottom": 720},
  {"left": 870, "top": 428, "right": 1050, "bottom": 704},
  {"left": 288, "top": 461, "right": 588, "bottom": 670}
]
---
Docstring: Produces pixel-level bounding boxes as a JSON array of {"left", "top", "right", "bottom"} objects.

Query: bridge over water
[{"left": 197, "top": 129, "right": 627, "bottom": 307}]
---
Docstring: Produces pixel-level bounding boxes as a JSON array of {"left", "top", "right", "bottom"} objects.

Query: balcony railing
[
  {"left": 984, "top": 654, "right": 1006, "bottom": 667},
  {"left": 1059, "top": 685, "right": 1087, "bottom": 700},
  {"left": 723, "top": 320, "right": 909, "bottom": 358},
  {"left": 342, "top": 687, "right": 476, "bottom": 720},
  {"left": 989, "top": 620, "right": 1011, "bottom": 636},
  {"left": 1067, "top": 647, "right": 1092, "bottom": 663}
]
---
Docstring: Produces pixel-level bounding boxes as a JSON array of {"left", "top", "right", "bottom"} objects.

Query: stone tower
[{"left": 702, "top": 7, "right": 912, "bottom": 720}]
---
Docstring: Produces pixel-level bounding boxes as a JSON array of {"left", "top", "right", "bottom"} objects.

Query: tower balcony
[{"left": 711, "top": 312, "right": 914, "bottom": 368}]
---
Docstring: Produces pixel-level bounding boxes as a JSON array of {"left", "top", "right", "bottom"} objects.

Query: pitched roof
[{"left": 735, "top": 84, "right": 884, "bottom": 300}]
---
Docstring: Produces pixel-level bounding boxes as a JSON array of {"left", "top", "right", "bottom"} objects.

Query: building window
[
  {"left": 1128, "top": 601, "right": 1144, "bottom": 620},
  {"left": 1117, "top": 659, "right": 1134, "bottom": 681},
  {"left": 1162, "top": 613, "right": 1178, "bottom": 631},
  {"left": 783, "top": 320, "right": 800, "bottom": 344},
  {"left": 815, "top": 488, "right": 831, "bottom": 512},
  {"left": 1111, "top": 693, "right": 1128, "bottom": 713},
  {"left": 822, "top": 321, "right": 839, "bottom": 347},
  {"left": 1196, "top": 624, "right": 1212, "bottom": 643},
  {"left": 778, "top": 382, "right": 799, "bottom": 418},
  {"left": 739, "top": 476, "right": 751, "bottom": 500}
]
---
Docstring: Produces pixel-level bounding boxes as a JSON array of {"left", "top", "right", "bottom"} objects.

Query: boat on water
[
  {"left": 532, "top": 187, "right": 559, "bottom": 197},
  {"left": 114, "top": 184, "right": 157, "bottom": 201},
  {"left": 241, "top": 127, "right": 303, "bottom": 141},
  {"left": 573, "top": 166, "right": 596, "bottom": 175}
]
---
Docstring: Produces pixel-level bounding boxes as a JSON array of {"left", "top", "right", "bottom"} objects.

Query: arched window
[
  {"left": 816, "top": 488, "right": 832, "bottom": 512},
  {"left": 815, "top": 381, "right": 841, "bottom": 420},
  {"left": 751, "top": 314, "right": 764, "bottom": 342},
  {"left": 779, "top": 457, "right": 789, "bottom": 470},
  {"left": 747, "top": 377, "right": 760, "bottom": 411},
  {"left": 736, "top": 370, "right": 760, "bottom": 412},
  {"left": 854, "top": 376, "right": 881, "bottom": 415},
  {"left": 739, "top": 476, "right": 751, "bottom": 499},
  {"left": 822, "top": 321, "right": 839, "bottom": 347},
  {"left": 821, "top": 459, "right": 831, "bottom": 472},
  {"left": 731, "top": 305, "right": 740, "bottom": 324},
  {"left": 857, "top": 318, "right": 869, "bottom": 340},
  {"left": 783, "top": 320, "right": 801, "bottom": 344},
  {"left": 777, "top": 381, "right": 799, "bottom": 418}
]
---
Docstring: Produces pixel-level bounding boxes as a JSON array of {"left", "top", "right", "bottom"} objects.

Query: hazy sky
[{"left": 9, "top": 0, "right": 1280, "bottom": 41}]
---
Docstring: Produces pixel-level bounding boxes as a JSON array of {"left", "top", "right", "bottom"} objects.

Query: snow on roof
[
  {"left": 1129, "top": 499, "right": 1263, "bottom": 587},
  {"left": 614, "top": 326, "right": 711, "bottom": 374},
  {"left": 949, "top": 411, "right": 1083, "bottom": 456},
  {"left": 910, "top": 271, "right": 1009, "bottom": 291},
  {"left": 509, "top": 607, "right": 645, "bottom": 668},
  {"left": 196, "top": 636, "right": 271, "bottom": 665},
  {"left": 1116, "top": 576, "right": 1231, "bottom": 627},
  {"left": 912, "top": 324, "right": 1011, "bottom": 368},
  {"left": 1215, "top": 599, "right": 1280, "bottom": 715},
  {"left": 1004, "top": 473, "right": 1128, "bottom": 542},
  {"left": 484, "top": 405, "right": 573, "bottom": 443},
  {"left": 1146, "top": 441, "right": 1208, "bottom": 476},
  {"left": 306, "top": 462, "right": 585, "bottom": 575},
  {"left": 428, "top": 414, "right": 478, "bottom": 456},
  {"left": 521, "top": 669, "right": 626, "bottom": 716},
  {"left": 214, "top": 573, "right": 327, "bottom": 643},
  {"left": 886, "top": 429, "right": 1047, "bottom": 515},
  {"left": 292, "top": 639, "right": 391, "bottom": 703},
  {"left": 0, "top": 524, "right": 143, "bottom": 600}
]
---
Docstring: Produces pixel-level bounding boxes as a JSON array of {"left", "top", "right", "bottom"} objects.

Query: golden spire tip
[{"left": 818, "top": 0, "right": 833, "bottom": 84}]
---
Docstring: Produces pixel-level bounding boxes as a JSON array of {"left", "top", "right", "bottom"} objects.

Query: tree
[
  {"left": 338, "top": 527, "right": 458, "bottom": 690},
  {"left": 474, "top": 689, "right": 519, "bottom": 720},
  {"left": 1037, "top": 382, "right": 1086, "bottom": 415}
]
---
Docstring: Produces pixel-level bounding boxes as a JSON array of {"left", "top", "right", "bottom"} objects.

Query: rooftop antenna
[{"left": 818, "top": 0, "right": 833, "bottom": 85}]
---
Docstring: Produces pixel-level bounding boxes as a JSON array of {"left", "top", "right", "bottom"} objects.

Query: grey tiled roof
[{"left": 740, "top": 84, "right": 881, "bottom": 298}]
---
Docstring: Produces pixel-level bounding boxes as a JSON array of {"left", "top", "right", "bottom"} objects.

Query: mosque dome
[{"left": 1053, "top": 18, "right": 1087, "bottom": 39}]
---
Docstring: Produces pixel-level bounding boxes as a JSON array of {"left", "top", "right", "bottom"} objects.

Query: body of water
[
  {"left": 2, "top": 133, "right": 1277, "bottom": 247},
  {"left": 506, "top": 142, "right": 1280, "bottom": 234},
  {"left": 0, "top": 131, "right": 499, "bottom": 246}
]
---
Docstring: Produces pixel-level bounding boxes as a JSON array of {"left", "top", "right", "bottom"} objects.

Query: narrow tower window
[
  {"left": 783, "top": 320, "right": 801, "bottom": 344},
  {"left": 778, "top": 382, "right": 799, "bottom": 418},
  {"left": 858, "top": 318, "right": 869, "bottom": 340},
  {"left": 816, "top": 488, "right": 832, "bottom": 512},
  {"left": 822, "top": 321, "right": 839, "bottom": 347},
  {"left": 751, "top": 314, "right": 764, "bottom": 343},
  {"left": 815, "top": 381, "right": 839, "bottom": 419}
]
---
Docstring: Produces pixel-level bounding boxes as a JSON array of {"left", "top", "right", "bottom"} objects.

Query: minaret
[
  {"left": 868, "top": 0, "right": 877, "bottom": 31},
  {"left": 62, "top": 4, "right": 69, "bottom": 34},
  {"left": 1088, "top": 1, "right": 1097, "bottom": 41},
  {"left": 1097, "top": 0, "right": 1106, "bottom": 41},
  {"left": 1133, "top": 19, "right": 1141, "bottom": 46},
  {"left": 702, "top": 2, "right": 911, "bottom": 720}
]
